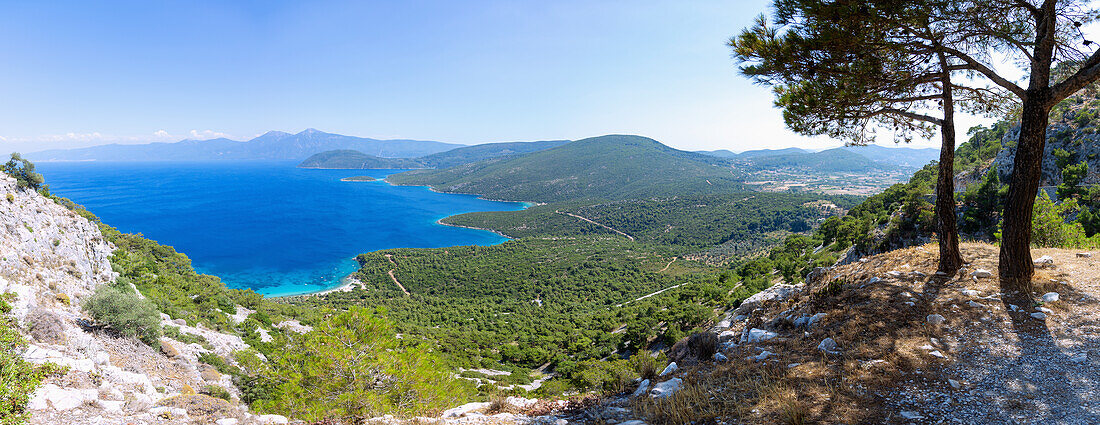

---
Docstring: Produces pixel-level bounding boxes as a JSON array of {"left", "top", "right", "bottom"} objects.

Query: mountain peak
[{"left": 298, "top": 128, "right": 323, "bottom": 136}]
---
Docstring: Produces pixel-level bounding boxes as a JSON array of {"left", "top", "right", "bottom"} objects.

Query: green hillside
[
  {"left": 387, "top": 135, "right": 746, "bottom": 202},
  {"left": 742, "top": 148, "right": 884, "bottom": 172},
  {"left": 298, "top": 150, "right": 423, "bottom": 169},
  {"left": 418, "top": 140, "right": 569, "bottom": 168},
  {"left": 444, "top": 193, "right": 860, "bottom": 249}
]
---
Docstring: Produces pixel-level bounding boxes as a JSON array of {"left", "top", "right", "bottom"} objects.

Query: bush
[
  {"left": 201, "top": 385, "right": 232, "bottom": 402},
  {"left": 83, "top": 285, "right": 162, "bottom": 348},
  {"left": 242, "top": 307, "right": 474, "bottom": 421},
  {"left": 25, "top": 309, "right": 64, "bottom": 344},
  {"left": 2, "top": 305, "right": 63, "bottom": 424}
]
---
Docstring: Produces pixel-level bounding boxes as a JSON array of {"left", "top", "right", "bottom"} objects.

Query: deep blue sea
[{"left": 36, "top": 161, "right": 525, "bottom": 297}]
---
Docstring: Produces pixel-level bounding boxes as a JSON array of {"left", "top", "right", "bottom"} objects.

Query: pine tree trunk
[
  {"left": 935, "top": 51, "right": 963, "bottom": 274},
  {"left": 998, "top": 95, "right": 1051, "bottom": 294},
  {"left": 936, "top": 114, "right": 963, "bottom": 274}
]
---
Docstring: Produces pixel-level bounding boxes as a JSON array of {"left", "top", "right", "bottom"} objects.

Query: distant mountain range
[
  {"left": 298, "top": 140, "right": 570, "bottom": 170},
  {"left": 26, "top": 129, "right": 464, "bottom": 162}
]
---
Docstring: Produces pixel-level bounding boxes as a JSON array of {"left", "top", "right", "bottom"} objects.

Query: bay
[{"left": 36, "top": 161, "right": 525, "bottom": 296}]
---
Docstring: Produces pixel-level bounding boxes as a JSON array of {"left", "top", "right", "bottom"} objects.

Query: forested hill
[
  {"left": 739, "top": 148, "right": 883, "bottom": 172},
  {"left": 298, "top": 140, "right": 570, "bottom": 169},
  {"left": 386, "top": 134, "right": 746, "bottom": 202},
  {"left": 296, "top": 150, "right": 425, "bottom": 169}
]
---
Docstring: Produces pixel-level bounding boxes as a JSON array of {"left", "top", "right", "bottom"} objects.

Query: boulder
[
  {"left": 1033, "top": 255, "right": 1054, "bottom": 268},
  {"left": 817, "top": 337, "right": 840, "bottom": 354},
  {"left": 743, "top": 328, "right": 777, "bottom": 343},
  {"left": 713, "top": 352, "right": 728, "bottom": 362},
  {"left": 443, "top": 402, "right": 490, "bottom": 418},
  {"left": 659, "top": 362, "right": 678, "bottom": 377},
  {"left": 1031, "top": 312, "right": 1047, "bottom": 320},
  {"left": 649, "top": 378, "right": 682, "bottom": 398},
  {"left": 734, "top": 284, "right": 803, "bottom": 316},
  {"left": 1077, "top": 252, "right": 1092, "bottom": 258},
  {"left": 631, "top": 379, "right": 650, "bottom": 397},
  {"left": 926, "top": 314, "right": 946, "bottom": 325},
  {"left": 1041, "top": 292, "right": 1059, "bottom": 303}
]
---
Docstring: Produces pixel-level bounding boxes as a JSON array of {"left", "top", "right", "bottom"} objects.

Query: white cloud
[
  {"left": 189, "top": 129, "right": 229, "bottom": 139},
  {"left": 154, "top": 130, "right": 171, "bottom": 138}
]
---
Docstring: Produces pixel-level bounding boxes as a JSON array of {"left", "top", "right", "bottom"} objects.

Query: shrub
[
  {"left": 83, "top": 285, "right": 162, "bottom": 348},
  {"left": 201, "top": 385, "right": 232, "bottom": 402},
  {"left": 25, "top": 309, "right": 64, "bottom": 344},
  {"left": 4, "top": 194, "right": 12, "bottom": 203},
  {"left": 2, "top": 309, "right": 63, "bottom": 424},
  {"left": 244, "top": 307, "right": 474, "bottom": 421}
]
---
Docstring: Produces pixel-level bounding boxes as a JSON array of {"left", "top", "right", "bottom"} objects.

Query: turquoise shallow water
[{"left": 36, "top": 161, "right": 525, "bottom": 296}]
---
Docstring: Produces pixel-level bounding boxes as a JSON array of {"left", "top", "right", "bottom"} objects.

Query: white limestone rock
[{"left": 649, "top": 378, "right": 682, "bottom": 398}]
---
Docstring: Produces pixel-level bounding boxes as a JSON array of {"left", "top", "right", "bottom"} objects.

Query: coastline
[
  {"left": 263, "top": 174, "right": 534, "bottom": 300},
  {"left": 382, "top": 176, "right": 543, "bottom": 206},
  {"left": 268, "top": 272, "right": 359, "bottom": 299}
]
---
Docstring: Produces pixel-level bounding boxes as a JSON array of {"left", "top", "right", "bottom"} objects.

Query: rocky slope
[
  {"left": 0, "top": 175, "right": 286, "bottom": 425},
  {"left": 644, "top": 243, "right": 1100, "bottom": 424}
]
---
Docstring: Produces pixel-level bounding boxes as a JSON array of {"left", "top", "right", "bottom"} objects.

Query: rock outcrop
[{"left": 0, "top": 176, "right": 271, "bottom": 425}]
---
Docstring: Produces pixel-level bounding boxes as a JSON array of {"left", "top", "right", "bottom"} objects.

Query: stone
[
  {"left": 886, "top": 271, "right": 903, "bottom": 279},
  {"left": 967, "top": 301, "right": 984, "bottom": 308},
  {"left": 948, "top": 379, "right": 961, "bottom": 390},
  {"left": 748, "top": 350, "right": 773, "bottom": 361},
  {"left": 743, "top": 328, "right": 777, "bottom": 343},
  {"left": 1031, "top": 312, "right": 1047, "bottom": 320},
  {"left": 1037, "top": 306, "right": 1054, "bottom": 315},
  {"left": 649, "top": 378, "right": 682, "bottom": 398},
  {"left": 33, "top": 384, "right": 88, "bottom": 411},
  {"left": 928, "top": 350, "right": 946, "bottom": 359},
  {"left": 1033, "top": 255, "right": 1054, "bottom": 268},
  {"left": 713, "top": 352, "right": 728, "bottom": 362},
  {"left": 1077, "top": 252, "right": 1092, "bottom": 258},
  {"left": 961, "top": 289, "right": 980, "bottom": 297},
  {"left": 99, "top": 399, "right": 124, "bottom": 413},
  {"left": 717, "top": 330, "right": 739, "bottom": 342},
  {"left": 257, "top": 415, "right": 289, "bottom": 424},
  {"left": 806, "top": 313, "right": 827, "bottom": 328},
  {"left": 442, "top": 402, "right": 490, "bottom": 418},
  {"left": 632, "top": 379, "right": 650, "bottom": 397},
  {"left": 817, "top": 337, "right": 840, "bottom": 354},
  {"left": 216, "top": 419, "right": 239, "bottom": 425},
  {"left": 900, "top": 411, "right": 925, "bottom": 419},
  {"left": 94, "top": 352, "right": 110, "bottom": 366},
  {"left": 619, "top": 421, "right": 648, "bottom": 425},
  {"left": 970, "top": 269, "right": 993, "bottom": 278},
  {"left": 659, "top": 362, "right": 678, "bottom": 376},
  {"left": 926, "top": 314, "right": 946, "bottom": 325},
  {"left": 1041, "top": 292, "right": 1059, "bottom": 303}
]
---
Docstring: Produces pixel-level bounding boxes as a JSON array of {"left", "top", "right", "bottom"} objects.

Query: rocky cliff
[{"left": 0, "top": 175, "right": 285, "bottom": 425}]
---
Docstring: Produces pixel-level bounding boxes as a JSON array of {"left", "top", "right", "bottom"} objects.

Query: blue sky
[{"left": 0, "top": 0, "right": 961, "bottom": 153}]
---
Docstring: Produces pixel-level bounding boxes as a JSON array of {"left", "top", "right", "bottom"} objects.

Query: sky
[{"left": 0, "top": 0, "right": 994, "bottom": 153}]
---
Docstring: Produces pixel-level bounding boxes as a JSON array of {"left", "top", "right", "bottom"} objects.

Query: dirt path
[
  {"left": 556, "top": 211, "right": 635, "bottom": 241},
  {"left": 384, "top": 254, "right": 410, "bottom": 296},
  {"left": 658, "top": 257, "right": 677, "bottom": 272}
]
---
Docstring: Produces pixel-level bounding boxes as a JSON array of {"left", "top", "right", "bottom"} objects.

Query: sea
[{"left": 35, "top": 161, "right": 526, "bottom": 297}]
